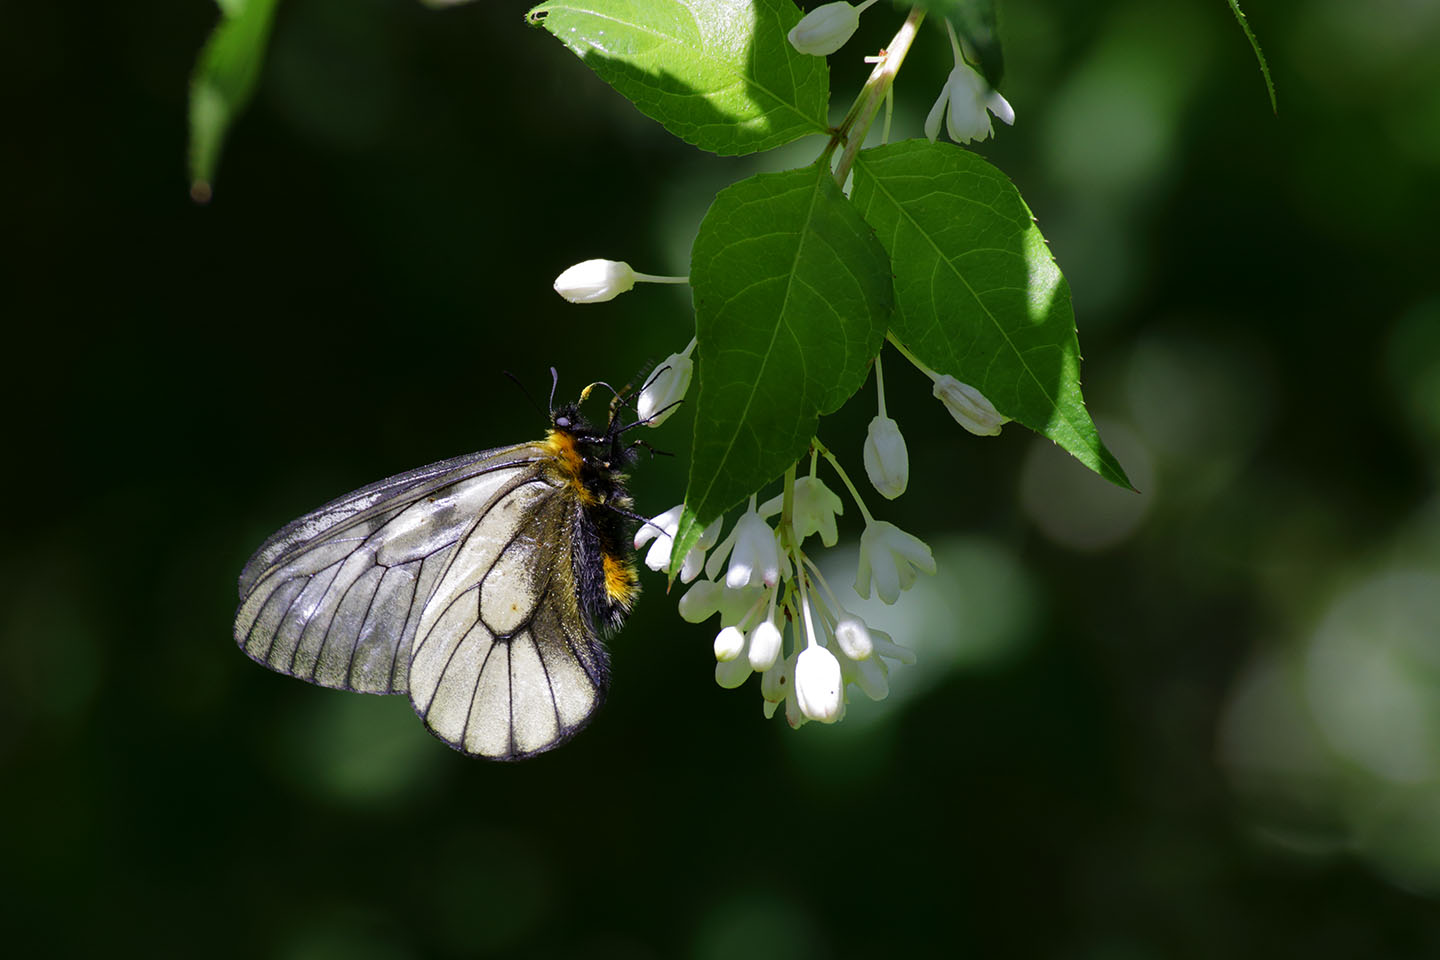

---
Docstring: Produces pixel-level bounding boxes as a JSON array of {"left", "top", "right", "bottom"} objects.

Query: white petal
[
  {"left": 678, "top": 579, "right": 723, "bottom": 623},
  {"left": 715, "top": 655, "right": 753, "bottom": 689},
  {"left": 987, "top": 89, "right": 1015, "bottom": 126},
  {"left": 924, "top": 80, "right": 951, "bottom": 143}
]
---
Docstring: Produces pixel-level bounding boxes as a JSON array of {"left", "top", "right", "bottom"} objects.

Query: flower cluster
[
  {"left": 639, "top": 473, "right": 926, "bottom": 727},
  {"left": 628, "top": 348, "right": 1007, "bottom": 729},
  {"left": 552, "top": 259, "right": 1010, "bottom": 731}
]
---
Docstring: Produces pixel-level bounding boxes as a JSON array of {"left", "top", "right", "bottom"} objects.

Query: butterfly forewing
[
  {"left": 409, "top": 480, "right": 610, "bottom": 759},
  {"left": 234, "top": 445, "right": 545, "bottom": 694}
]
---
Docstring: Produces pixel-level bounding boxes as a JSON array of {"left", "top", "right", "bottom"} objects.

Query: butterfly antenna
[
  {"left": 606, "top": 503, "right": 670, "bottom": 536},
  {"left": 638, "top": 362, "right": 669, "bottom": 397},
  {"left": 548, "top": 367, "right": 561, "bottom": 415},
  {"left": 504, "top": 370, "right": 547, "bottom": 419},
  {"left": 618, "top": 398, "right": 685, "bottom": 434}
]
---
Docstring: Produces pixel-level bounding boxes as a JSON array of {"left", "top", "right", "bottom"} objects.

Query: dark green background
[{"left": 5, "top": 0, "right": 1440, "bottom": 956}]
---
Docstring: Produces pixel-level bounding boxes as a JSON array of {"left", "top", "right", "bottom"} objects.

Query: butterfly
[{"left": 233, "top": 381, "right": 643, "bottom": 760}]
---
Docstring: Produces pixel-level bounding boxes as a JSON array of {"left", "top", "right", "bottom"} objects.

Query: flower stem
[
  {"left": 631, "top": 272, "right": 691, "bottom": 284},
  {"left": 874, "top": 353, "right": 889, "bottom": 419},
  {"left": 885, "top": 331, "right": 937, "bottom": 380},
  {"left": 831, "top": 7, "right": 927, "bottom": 187},
  {"left": 813, "top": 436, "right": 875, "bottom": 525}
]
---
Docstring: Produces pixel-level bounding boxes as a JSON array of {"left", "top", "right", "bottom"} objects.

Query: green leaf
[
  {"left": 1226, "top": 0, "right": 1277, "bottom": 114},
  {"left": 906, "top": 0, "right": 1002, "bottom": 87},
  {"left": 526, "top": 0, "right": 830, "bottom": 156},
  {"left": 676, "top": 161, "right": 893, "bottom": 573},
  {"left": 852, "top": 140, "right": 1131, "bottom": 490},
  {"left": 188, "top": 0, "right": 281, "bottom": 202}
]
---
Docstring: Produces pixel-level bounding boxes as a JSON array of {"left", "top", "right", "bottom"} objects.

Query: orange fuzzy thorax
[{"left": 542, "top": 428, "right": 600, "bottom": 506}]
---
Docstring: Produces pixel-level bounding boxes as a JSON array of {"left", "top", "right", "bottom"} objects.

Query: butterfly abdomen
[{"left": 543, "top": 414, "right": 639, "bottom": 633}]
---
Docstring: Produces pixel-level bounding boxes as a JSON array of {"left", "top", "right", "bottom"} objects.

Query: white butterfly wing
[
  {"left": 409, "top": 480, "right": 610, "bottom": 760},
  {"left": 234, "top": 446, "right": 543, "bottom": 694}
]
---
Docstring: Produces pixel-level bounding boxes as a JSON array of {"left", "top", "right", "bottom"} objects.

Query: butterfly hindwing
[
  {"left": 234, "top": 445, "right": 544, "bottom": 694},
  {"left": 409, "top": 476, "right": 610, "bottom": 760}
]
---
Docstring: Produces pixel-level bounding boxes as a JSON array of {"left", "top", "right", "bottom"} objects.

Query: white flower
[
  {"left": 634, "top": 505, "right": 719, "bottom": 582},
  {"left": 863, "top": 415, "right": 909, "bottom": 499},
  {"left": 748, "top": 620, "right": 783, "bottom": 671},
  {"left": 759, "top": 476, "right": 843, "bottom": 547},
  {"left": 724, "top": 507, "right": 781, "bottom": 589},
  {"left": 932, "top": 374, "right": 1008, "bottom": 436},
  {"left": 553, "top": 259, "right": 636, "bottom": 303},
  {"left": 924, "top": 21, "right": 1014, "bottom": 145},
  {"left": 855, "top": 520, "right": 936, "bottom": 604},
  {"left": 792, "top": 476, "right": 844, "bottom": 547},
  {"left": 787, "top": 0, "right": 878, "bottom": 57},
  {"left": 636, "top": 341, "right": 694, "bottom": 427},
  {"left": 795, "top": 645, "right": 844, "bottom": 723}
]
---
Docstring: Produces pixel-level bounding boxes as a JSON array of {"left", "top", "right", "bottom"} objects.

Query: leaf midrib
[{"left": 689, "top": 172, "right": 826, "bottom": 518}]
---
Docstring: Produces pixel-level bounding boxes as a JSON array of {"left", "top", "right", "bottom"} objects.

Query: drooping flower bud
[
  {"left": 747, "top": 620, "right": 784, "bottom": 671},
  {"left": 636, "top": 341, "right": 694, "bottom": 427},
  {"left": 713, "top": 625, "right": 747, "bottom": 662},
  {"left": 932, "top": 375, "right": 1009, "bottom": 436},
  {"left": 795, "top": 645, "right": 844, "bottom": 722},
  {"left": 863, "top": 415, "right": 909, "bottom": 499},
  {"left": 833, "top": 618, "right": 874, "bottom": 661}
]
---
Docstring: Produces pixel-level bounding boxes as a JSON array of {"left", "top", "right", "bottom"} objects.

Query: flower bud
[
  {"left": 553, "top": 259, "right": 636, "bottom": 303},
  {"left": 932, "top": 375, "right": 1008, "bottom": 436},
  {"left": 833, "top": 618, "right": 873, "bottom": 661},
  {"left": 713, "top": 625, "right": 746, "bottom": 662},
  {"left": 795, "top": 645, "right": 844, "bottom": 722},
  {"left": 747, "top": 620, "right": 783, "bottom": 671},
  {"left": 636, "top": 348, "right": 693, "bottom": 427},
  {"left": 863, "top": 415, "right": 909, "bottom": 499},
  {"left": 787, "top": 2, "right": 862, "bottom": 57}
]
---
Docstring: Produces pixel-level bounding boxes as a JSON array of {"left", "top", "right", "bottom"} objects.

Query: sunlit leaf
[
  {"left": 670, "top": 161, "right": 893, "bottom": 574},
  {"left": 852, "top": 140, "right": 1131, "bottom": 489},
  {"left": 526, "top": 0, "right": 830, "bottom": 156}
]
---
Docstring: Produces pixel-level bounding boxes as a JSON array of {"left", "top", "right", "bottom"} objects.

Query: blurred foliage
[{"left": 3, "top": 0, "right": 1440, "bottom": 956}]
